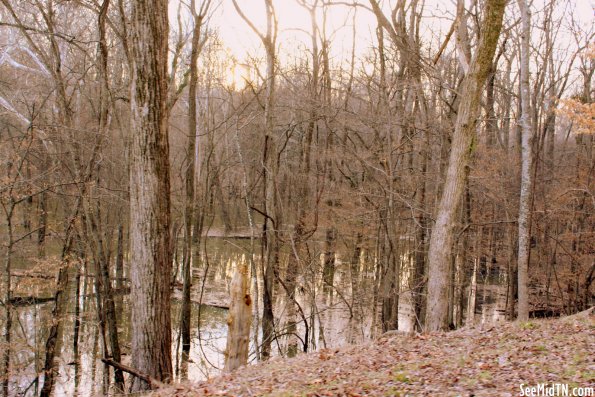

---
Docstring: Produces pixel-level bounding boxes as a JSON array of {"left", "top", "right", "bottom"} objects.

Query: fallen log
[
  {"left": 8, "top": 296, "right": 55, "bottom": 307},
  {"left": 12, "top": 272, "right": 55, "bottom": 280},
  {"left": 101, "top": 358, "right": 165, "bottom": 390}
]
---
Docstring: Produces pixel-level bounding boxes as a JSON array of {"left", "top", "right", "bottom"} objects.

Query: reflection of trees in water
[{"left": 7, "top": 235, "right": 567, "bottom": 395}]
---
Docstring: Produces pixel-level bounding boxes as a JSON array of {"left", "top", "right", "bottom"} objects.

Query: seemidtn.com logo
[{"left": 519, "top": 383, "right": 595, "bottom": 397}]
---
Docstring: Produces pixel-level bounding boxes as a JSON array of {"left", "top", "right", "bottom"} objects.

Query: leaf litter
[{"left": 152, "top": 308, "right": 594, "bottom": 396}]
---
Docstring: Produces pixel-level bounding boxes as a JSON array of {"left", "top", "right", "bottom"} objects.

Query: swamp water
[{"left": 7, "top": 237, "right": 509, "bottom": 396}]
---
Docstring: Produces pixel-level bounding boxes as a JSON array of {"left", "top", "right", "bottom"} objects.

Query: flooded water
[{"left": 6, "top": 236, "right": 511, "bottom": 396}]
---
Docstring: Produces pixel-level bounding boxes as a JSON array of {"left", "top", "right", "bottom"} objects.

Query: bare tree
[
  {"left": 516, "top": 0, "right": 533, "bottom": 322},
  {"left": 180, "top": 0, "right": 212, "bottom": 362},
  {"left": 426, "top": 0, "right": 507, "bottom": 331},
  {"left": 128, "top": 0, "right": 173, "bottom": 390},
  {"left": 232, "top": 0, "right": 280, "bottom": 360}
]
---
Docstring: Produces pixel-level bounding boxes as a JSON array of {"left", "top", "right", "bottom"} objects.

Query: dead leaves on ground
[{"left": 153, "top": 309, "right": 594, "bottom": 397}]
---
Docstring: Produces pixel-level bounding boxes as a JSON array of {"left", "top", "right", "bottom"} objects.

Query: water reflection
[{"left": 7, "top": 237, "right": 510, "bottom": 396}]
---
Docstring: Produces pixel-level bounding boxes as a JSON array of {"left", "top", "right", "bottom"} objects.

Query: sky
[
  {"left": 215, "top": 0, "right": 593, "bottom": 57},
  {"left": 170, "top": 0, "right": 594, "bottom": 86}
]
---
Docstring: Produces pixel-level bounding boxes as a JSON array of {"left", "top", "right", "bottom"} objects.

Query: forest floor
[{"left": 154, "top": 308, "right": 594, "bottom": 397}]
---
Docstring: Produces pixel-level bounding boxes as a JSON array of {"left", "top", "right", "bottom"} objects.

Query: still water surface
[{"left": 9, "top": 237, "right": 508, "bottom": 396}]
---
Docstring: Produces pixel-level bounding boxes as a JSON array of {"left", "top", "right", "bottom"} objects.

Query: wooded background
[{"left": 0, "top": 0, "right": 593, "bottom": 394}]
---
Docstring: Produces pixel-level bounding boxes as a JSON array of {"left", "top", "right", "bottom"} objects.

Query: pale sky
[
  {"left": 214, "top": 0, "right": 593, "bottom": 59},
  {"left": 170, "top": 0, "right": 594, "bottom": 85}
]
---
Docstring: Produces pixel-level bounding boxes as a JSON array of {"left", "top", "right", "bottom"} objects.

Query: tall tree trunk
[
  {"left": 284, "top": 235, "right": 301, "bottom": 357},
  {"left": 40, "top": 218, "right": 81, "bottom": 397},
  {"left": 181, "top": 0, "right": 202, "bottom": 357},
  {"left": 284, "top": 0, "right": 319, "bottom": 357},
  {"left": 232, "top": 0, "right": 279, "bottom": 360},
  {"left": 516, "top": 0, "right": 533, "bottom": 322},
  {"left": 101, "top": 254, "right": 124, "bottom": 390},
  {"left": 261, "top": 41, "right": 279, "bottom": 361},
  {"left": 39, "top": 265, "right": 70, "bottom": 397},
  {"left": 454, "top": 168, "right": 472, "bottom": 327},
  {"left": 320, "top": 5, "right": 336, "bottom": 306},
  {"left": 413, "top": 142, "right": 428, "bottom": 331},
  {"left": 425, "top": 0, "right": 507, "bottom": 331},
  {"left": 128, "top": 0, "right": 173, "bottom": 390},
  {"left": 97, "top": 1, "right": 125, "bottom": 390},
  {"left": 40, "top": 174, "right": 93, "bottom": 397},
  {"left": 2, "top": 210, "right": 14, "bottom": 397},
  {"left": 350, "top": 232, "right": 364, "bottom": 340}
]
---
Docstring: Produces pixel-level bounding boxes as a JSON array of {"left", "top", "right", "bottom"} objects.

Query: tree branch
[{"left": 101, "top": 358, "right": 165, "bottom": 390}]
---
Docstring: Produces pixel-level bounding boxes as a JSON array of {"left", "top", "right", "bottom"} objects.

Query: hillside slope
[{"left": 155, "top": 309, "right": 594, "bottom": 396}]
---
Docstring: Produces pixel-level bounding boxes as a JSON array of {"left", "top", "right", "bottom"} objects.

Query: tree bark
[
  {"left": 2, "top": 211, "right": 13, "bottom": 397},
  {"left": 516, "top": 0, "right": 533, "bottom": 322},
  {"left": 261, "top": 25, "right": 279, "bottom": 363},
  {"left": 97, "top": 1, "right": 125, "bottom": 389},
  {"left": 181, "top": 0, "right": 203, "bottom": 357},
  {"left": 115, "top": 223, "right": 124, "bottom": 314},
  {"left": 232, "top": 0, "right": 279, "bottom": 361},
  {"left": 425, "top": 0, "right": 507, "bottom": 332},
  {"left": 224, "top": 262, "right": 252, "bottom": 372},
  {"left": 128, "top": 0, "right": 173, "bottom": 390}
]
